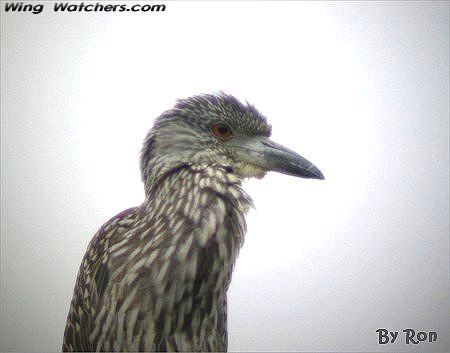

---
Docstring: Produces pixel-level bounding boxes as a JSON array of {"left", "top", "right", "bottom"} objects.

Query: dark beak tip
[
  {"left": 316, "top": 170, "right": 325, "bottom": 180},
  {"left": 290, "top": 168, "right": 324, "bottom": 180},
  {"left": 284, "top": 163, "right": 324, "bottom": 180},
  {"left": 306, "top": 166, "right": 324, "bottom": 180}
]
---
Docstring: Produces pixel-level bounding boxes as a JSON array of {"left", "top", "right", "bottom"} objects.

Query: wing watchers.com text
[{"left": 4, "top": 2, "right": 166, "bottom": 14}]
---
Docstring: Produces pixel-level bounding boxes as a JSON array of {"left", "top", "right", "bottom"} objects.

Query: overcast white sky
[{"left": 1, "top": 1, "right": 449, "bottom": 352}]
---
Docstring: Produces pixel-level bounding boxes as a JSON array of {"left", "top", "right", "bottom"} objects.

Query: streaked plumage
[{"left": 62, "top": 93, "right": 324, "bottom": 352}]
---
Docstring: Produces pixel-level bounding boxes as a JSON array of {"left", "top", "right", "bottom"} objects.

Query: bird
[{"left": 62, "top": 93, "right": 324, "bottom": 352}]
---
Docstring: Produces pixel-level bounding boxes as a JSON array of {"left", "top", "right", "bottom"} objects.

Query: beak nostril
[{"left": 261, "top": 140, "right": 275, "bottom": 149}]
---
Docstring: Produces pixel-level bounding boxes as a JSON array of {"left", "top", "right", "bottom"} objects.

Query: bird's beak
[{"left": 230, "top": 136, "right": 324, "bottom": 180}]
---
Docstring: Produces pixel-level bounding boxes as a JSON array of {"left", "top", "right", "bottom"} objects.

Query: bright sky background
[{"left": 1, "top": 1, "right": 449, "bottom": 352}]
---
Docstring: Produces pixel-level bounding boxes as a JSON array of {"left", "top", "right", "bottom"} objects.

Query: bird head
[{"left": 141, "top": 93, "right": 324, "bottom": 191}]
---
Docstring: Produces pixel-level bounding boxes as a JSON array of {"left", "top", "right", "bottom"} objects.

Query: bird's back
[
  {"left": 62, "top": 206, "right": 139, "bottom": 351},
  {"left": 62, "top": 165, "right": 251, "bottom": 352}
]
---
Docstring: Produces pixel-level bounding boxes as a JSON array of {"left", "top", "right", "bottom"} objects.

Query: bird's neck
[
  {"left": 143, "top": 163, "right": 253, "bottom": 215},
  {"left": 140, "top": 163, "right": 253, "bottom": 290}
]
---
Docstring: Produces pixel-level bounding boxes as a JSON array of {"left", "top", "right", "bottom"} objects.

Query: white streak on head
[
  {"left": 176, "top": 234, "right": 193, "bottom": 262},
  {"left": 156, "top": 260, "right": 170, "bottom": 283},
  {"left": 186, "top": 251, "right": 198, "bottom": 280},
  {"left": 196, "top": 225, "right": 210, "bottom": 247}
]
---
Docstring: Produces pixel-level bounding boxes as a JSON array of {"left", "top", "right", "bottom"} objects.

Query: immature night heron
[{"left": 62, "top": 93, "right": 324, "bottom": 352}]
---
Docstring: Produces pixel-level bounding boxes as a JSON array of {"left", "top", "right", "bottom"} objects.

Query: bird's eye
[{"left": 211, "top": 123, "right": 233, "bottom": 140}]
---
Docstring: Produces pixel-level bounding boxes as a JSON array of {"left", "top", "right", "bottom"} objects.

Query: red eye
[{"left": 211, "top": 123, "right": 233, "bottom": 140}]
